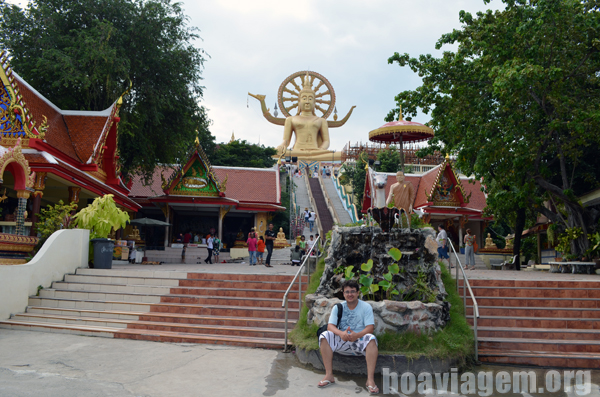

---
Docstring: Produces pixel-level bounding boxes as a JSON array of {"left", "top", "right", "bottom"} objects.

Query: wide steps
[
  {"left": 460, "top": 278, "right": 600, "bottom": 368},
  {"left": 0, "top": 268, "right": 306, "bottom": 349},
  {"left": 26, "top": 307, "right": 296, "bottom": 329},
  {"left": 1, "top": 320, "right": 284, "bottom": 349}
]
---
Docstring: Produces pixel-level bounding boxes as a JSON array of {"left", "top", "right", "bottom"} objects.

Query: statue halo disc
[{"left": 277, "top": 71, "right": 336, "bottom": 119}]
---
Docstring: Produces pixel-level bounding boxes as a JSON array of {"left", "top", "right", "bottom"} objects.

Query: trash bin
[{"left": 91, "top": 238, "right": 115, "bottom": 269}]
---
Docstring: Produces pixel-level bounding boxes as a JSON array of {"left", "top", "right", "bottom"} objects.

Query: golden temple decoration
[
  {"left": 0, "top": 189, "right": 7, "bottom": 204},
  {"left": 218, "top": 174, "right": 228, "bottom": 193},
  {"left": 0, "top": 52, "right": 46, "bottom": 140},
  {"left": 0, "top": 137, "right": 36, "bottom": 190},
  {"left": 219, "top": 205, "right": 232, "bottom": 221}
]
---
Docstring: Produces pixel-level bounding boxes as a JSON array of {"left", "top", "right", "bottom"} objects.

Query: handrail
[
  {"left": 448, "top": 240, "right": 480, "bottom": 362},
  {"left": 331, "top": 172, "right": 359, "bottom": 223},
  {"left": 281, "top": 235, "right": 320, "bottom": 352}
]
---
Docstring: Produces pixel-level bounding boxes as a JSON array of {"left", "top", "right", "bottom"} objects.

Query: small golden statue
[
  {"left": 485, "top": 233, "right": 497, "bottom": 249},
  {"left": 128, "top": 227, "right": 140, "bottom": 240},
  {"left": 505, "top": 234, "right": 515, "bottom": 250},
  {"left": 274, "top": 227, "right": 289, "bottom": 248}
]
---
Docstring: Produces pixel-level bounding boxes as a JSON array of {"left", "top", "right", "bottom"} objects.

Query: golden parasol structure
[{"left": 368, "top": 106, "right": 434, "bottom": 172}]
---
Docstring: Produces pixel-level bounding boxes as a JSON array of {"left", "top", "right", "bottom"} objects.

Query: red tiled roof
[
  {"left": 461, "top": 178, "right": 486, "bottom": 211},
  {"left": 128, "top": 165, "right": 280, "bottom": 205},
  {"left": 64, "top": 115, "right": 112, "bottom": 163},
  {"left": 24, "top": 153, "right": 50, "bottom": 164},
  {"left": 213, "top": 166, "right": 278, "bottom": 204},
  {"left": 413, "top": 166, "right": 441, "bottom": 208},
  {"left": 128, "top": 166, "right": 176, "bottom": 198},
  {"left": 14, "top": 73, "right": 114, "bottom": 165}
]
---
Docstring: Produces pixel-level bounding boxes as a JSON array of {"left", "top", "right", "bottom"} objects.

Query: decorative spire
[
  {"left": 303, "top": 71, "right": 311, "bottom": 91},
  {"left": 398, "top": 105, "right": 403, "bottom": 121},
  {"left": 229, "top": 131, "right": 235, "bottom": 143}
]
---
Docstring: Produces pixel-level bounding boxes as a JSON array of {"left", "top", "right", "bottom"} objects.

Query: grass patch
[
  {"left": 289, "top": 261, "right": 475, "bottom": 366},
  {"left": 289, "top": 257, "right": 326, "bottom": 351}
]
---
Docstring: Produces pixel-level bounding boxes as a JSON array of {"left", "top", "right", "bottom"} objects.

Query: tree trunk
[{"left": 512, "top": 207, "right": 527, "bottom": 271}]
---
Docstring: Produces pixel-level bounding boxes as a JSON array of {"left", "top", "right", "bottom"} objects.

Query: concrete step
[
  {"left": 478, "top": 349, "right": 600, "bottom": 369},
  {"left": 470, "top": 315, "right": 600, "bottom": 329},
  {"left": 55, "top": 281, "right": 302, "bottom": 300},
  {"left": 40, "top": 288, "right": 301, "bottom": 309},
  {"left": 465, "top": 296, "right": 600, "bottom": 308},
  {"left": 466, "top": 306, "right": 600, "bottom": 319},
  {"left": 459, "top": 279, "right": 600, "bottom": 289},
  {"left": 64, "top": 274, "right": 180, "bottom": 287},
  {"left": 27, "top": 297, "right": 300, "bottom": 319},
  {"left": 12, "top": 313, "right": 287, "bottom": 339},
  {"left": 0, "top": 320, "right": 285, "bottom": 349},
  {"left": 478, "top": 326, "right": 600, "bottom": 341},
  {"left": 479, "top": 337, "right": 600, "bottom": 354},
  {"left": 460, "top": 286, "right": 600, "bottom": 299},
  {"left": 25, "top": 307, "right": 297, "bottom": 329}
]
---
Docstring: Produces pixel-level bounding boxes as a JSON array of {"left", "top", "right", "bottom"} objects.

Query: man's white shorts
[{"left": 319, "top": 330, "right": 377, "bottom": 356}]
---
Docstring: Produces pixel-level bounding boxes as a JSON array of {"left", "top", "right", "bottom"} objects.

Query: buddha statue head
[{"left": 297, "top": 72, "right": 316, "bottom": 116}]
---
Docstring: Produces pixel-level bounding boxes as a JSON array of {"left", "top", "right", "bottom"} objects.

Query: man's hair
[
  {"left": 438, "top": 224, "right": 445, "bottom": 230},
  {"left": 269, "top": 223, "right": 273, "bottom": 226},
  {"left": 310, "top": 235, "right": 314, "bottom": 238},
  {"left": 342, "top": 279, "right": 359, "bottom": 292}
]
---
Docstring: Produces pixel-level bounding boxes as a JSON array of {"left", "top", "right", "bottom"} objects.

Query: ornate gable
[
  {"left": 163, "top": 142, "right": 225, "bottom": 197},
  {"left": 425, "top": 157, "right": 470, "bottom": 206},
  {"left": 0, "top": 52, "right": 47, "bottom": 146}
]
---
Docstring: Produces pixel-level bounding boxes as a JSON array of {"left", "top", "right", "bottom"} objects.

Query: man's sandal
[
  {"left": 367, "top": 385, "right": 379, "bottom": 395},
  {"left": 317, "top": 379, "right": 335, "bottom": 388}
]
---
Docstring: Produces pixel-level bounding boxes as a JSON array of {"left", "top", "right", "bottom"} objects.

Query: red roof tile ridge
[{"left": 212, "top": 165, "right": 276, "bottom": 172}]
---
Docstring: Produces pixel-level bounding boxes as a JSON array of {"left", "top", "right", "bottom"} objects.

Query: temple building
[
  {"left": 362, "top": 156, "right": 489, "bottom": 248},
  {"left": 127, "top": 142, "right": 284, "bottom": 253},
  {"left": 0, "top": 52, "right": 139, "bottom": 243}
]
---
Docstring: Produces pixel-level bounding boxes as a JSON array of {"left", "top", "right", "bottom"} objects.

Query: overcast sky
[{"left": 184, "top": 0, "right": 504, "bottom": 152}]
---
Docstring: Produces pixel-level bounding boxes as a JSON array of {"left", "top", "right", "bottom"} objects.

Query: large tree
[
  {"left": 0, "top": 0, "right": 214, "bottom": 178},
  {"left": 387, "top": 0, "right": 600, "bottom": 259},
  {"left": 210, "top": 140, "right": 276, "bottom": 169}
]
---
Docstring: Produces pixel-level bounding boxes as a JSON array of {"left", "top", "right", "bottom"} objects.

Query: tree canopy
[
  {"left": 387, "top": 0, "right": 600, "bottom": 258},
  {"left": 210, "top": 140, "right": 277, "bottom": 168},
  {"left": 0, "top": 0, "right": 214, "bottom": 178},
  {"left": 376, "top": 145, "right": 401, "bottom": 173}
]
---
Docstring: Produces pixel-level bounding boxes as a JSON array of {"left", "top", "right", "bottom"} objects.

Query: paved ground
[{"left": 0, "top": 330, "right": 372, "bottom": 397}]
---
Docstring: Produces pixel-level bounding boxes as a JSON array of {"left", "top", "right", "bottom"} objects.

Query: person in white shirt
[
  {"left": 436, "top": 225, "right": 452, "bottom": 268},
  {"left": 204, "top": 234, "right": 214, "bottom": 264},
  {"left": 308, "top": 210, "right": 316, "bottom": 233}
]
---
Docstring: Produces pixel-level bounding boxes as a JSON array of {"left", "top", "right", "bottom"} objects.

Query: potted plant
[{"left": 73, "top": 194, "right": 130, "bottom": 269}]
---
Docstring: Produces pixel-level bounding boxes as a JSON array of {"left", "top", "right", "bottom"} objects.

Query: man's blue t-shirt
[{"left": 328, "top": 300, "right": 374, "bottom": 333}]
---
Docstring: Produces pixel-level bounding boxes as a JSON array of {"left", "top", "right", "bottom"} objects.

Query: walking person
[
  {"left": 247, "top": 231, "right": 257, "bottom": 266},
  {"left": 257, "top": 236, "right": 266, "bottom": 265},
  {"left": 264, "top": 223, "right": 276, "bottom": 268},
  {"left": 308, "top": 210, "right": 316, "bottom": 233},
  {"left": 304, "top": 208, "right": 310, "bottom": 224},
  {"left": 213, "top": 236, "right": 221, "bottom": 263},
  {"left": 204, "top": 234, "right": 213, "bottom": 264},
  {"left": 463, "top": 229, "right": 476, "bottom": 270}
]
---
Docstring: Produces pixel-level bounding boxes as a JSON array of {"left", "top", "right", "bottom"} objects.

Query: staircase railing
[
  {"left": 281, "top": 235, "right": 320, "bottom": 352},
  {"left": 331, "top": 173, "right": 359, "bottom": 223},
  {"left": 448, "top": 240, "right": 480, "bottom": 362}
]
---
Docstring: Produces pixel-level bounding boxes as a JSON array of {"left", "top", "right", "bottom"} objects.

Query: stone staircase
[
  {"left": 460, "top": 279, "right": 600, "bottom": 368},
  {"left": 308, "top": 178, "right": 334, "bottom": 235},
  {"left": 0, "top": 269, "right": 307, "bottom": 349},
  {"left": 321, "top": 177, "right": 353, "bottom": 225}
]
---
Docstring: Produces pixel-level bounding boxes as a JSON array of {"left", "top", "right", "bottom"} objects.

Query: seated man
[{"left": 318, "top": 280, "right": 379, "bottom": 394}]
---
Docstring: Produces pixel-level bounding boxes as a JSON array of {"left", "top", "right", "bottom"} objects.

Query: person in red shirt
[
  {"left": 183, "top": 231, "right": 192, "bottom": 244},
  {"left": 247, "top": 231, "right": 258, "bottom": 266},
  {"left": 257, "top": 236, "right": 266, "bottom": 265}
]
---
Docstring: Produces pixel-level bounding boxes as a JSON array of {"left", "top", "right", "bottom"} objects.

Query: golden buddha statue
[
  {"left": 505, "top": 234, "right": 515, "bottom": 250},
  {"left": 274, "top": 227, "right": 289, "bottom": 248},
  {"left": 485, "top": 233, "right": 497, "bottom": 249},
  {"left": 248, "top": 71, "right": 355, "bottom": 161}
]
